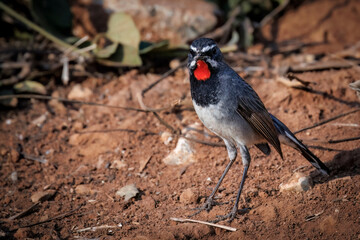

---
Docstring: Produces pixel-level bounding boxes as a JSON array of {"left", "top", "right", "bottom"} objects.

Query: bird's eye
[
  {"left": 211, "top": 47, "right": 217, "bottom": 55},
  {"left": 190, "top": 49, "right": 196, "bottom": 55}
]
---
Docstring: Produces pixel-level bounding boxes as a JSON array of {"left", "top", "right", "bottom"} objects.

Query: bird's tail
[{"left": 270, "top": 114, "right": 330, "bottom": 176}]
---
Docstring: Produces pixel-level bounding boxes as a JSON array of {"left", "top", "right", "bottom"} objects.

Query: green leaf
[
  {"left": 96, "top": 44, "right": 142, "bottom": 67},
  {"left": 30, "top": 0, "right": 72, "bottom": 38},
  {"left": 139, "top": 40, "right": 169, "bottom": 55},
  {"left": 14, "top": 80, "right": 47, "bottom": 95},
  {"left": 94, "top": 42, "right": 118, "bottom": 58},
  {"left": 106, "top": 12, "right": 140, "bottom": 49}
]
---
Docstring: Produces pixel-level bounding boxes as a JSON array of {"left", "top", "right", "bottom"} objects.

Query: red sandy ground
[{"left": 1, "top": 0, "right": 359, "bottom": 239}]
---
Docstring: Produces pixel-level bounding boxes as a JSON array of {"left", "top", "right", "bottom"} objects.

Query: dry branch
[
  {"left": 294, "top": 108, "right": 360, "bottom": 134},
  {"left": 0, "top": 94, "right": 163, "bottom": 112},
  {"left": 12, "top": 204, "right": 84, "bottom": 230},
  {"left": 8, "top": 202, "right": 41, "bottom": 221},
  {"left": 141, "top": 61, "right": 187, "bottom": 96},
  {"left": 170, "top": 217, "right": 237, "bottom": 232}
]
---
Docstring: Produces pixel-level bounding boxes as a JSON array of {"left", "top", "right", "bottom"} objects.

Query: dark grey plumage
[{"left": 187, "top": 38, "right": 329, "bottom": 222}]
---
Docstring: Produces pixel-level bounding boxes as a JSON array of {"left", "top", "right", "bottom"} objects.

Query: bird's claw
[
  {"left": 211, "top": 207, "right": 250, "bottom": 223},
  {"left": 188, "top": 197, "right": 225, "bottom": 217}
]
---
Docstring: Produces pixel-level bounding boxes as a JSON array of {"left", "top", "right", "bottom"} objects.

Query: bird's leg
[
  {"left": 189, "top": 140, "right": 237, "bottom": 217},
  {"left": 213, "top": 145, "right": 251, "bottom": 223}
]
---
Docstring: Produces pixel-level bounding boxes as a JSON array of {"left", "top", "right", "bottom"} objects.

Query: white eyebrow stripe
[
  {"left": 200, "top": 44, "right": 217, "bottom": 52},
  {"left": 190, "top": 45, "right": 198, "bottom": 52}
]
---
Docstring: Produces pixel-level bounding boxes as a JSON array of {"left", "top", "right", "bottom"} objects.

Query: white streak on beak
[{"left": 190, "top": 60, "right": 197, "bottom": 69}]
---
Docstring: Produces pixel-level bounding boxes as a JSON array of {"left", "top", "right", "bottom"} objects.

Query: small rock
[
  {"left": 67, "top": 84, "right": 93, "bottom": 100},
  {"left": 31, "top": 190, "right": 56, "bottom": 203},
  {"left": 31, "top": 113, "right": 48, "bottom": 127},
  {"left": 96, "top": 155, "right": 106, "bottom": 169},
  {"left": 116, "top": 184, "right": 139, "bottom": 201},
  {"left": 169, "top": 59, "right": 181, "bottom": 69},
  {"left": 160, "top": 131, "right": 173, "bottom": 145},
  {"left": 10, "top": 171, "right": 18, "bottom": 182},
  {"left": 349, "top": 80, "right": 360, "bottom": 99},
  {"left": 180, "top": 188, "right": 198, "bottom": 204},
  {"left": 10, "top": 148, "right": 19, "bottom": 162},
  {"left": 279, "top": 172, "right": 313, "bottom": 192},
  {"left": 163, "top": 137, "right": 195, "bottom": 165},
  {"left": 68, "top": 133, "right": 81, "bottom": 145},
  {"left": 0, "top": 146, "right": 8, "bottom": 156},
  {"left": 139, "top": 196, "right": 156, "bottom": 210},
  {"left": 110, "top": 159, "right": 127, "bottom": 170},
  {"left": 50, "top": 102, "right": 67, "bottom": 116},
  {"left": 14, "top": 228, "right": 33, "bottom": 239},
  {"left": 72, "top": 121, "right": 84, "bottom": 131},
  {"left": 75, "top": 184, "right": 96, "bottom": 195},
  {"left": 48, "top": 91, "right": 67, "bottom": 115}
]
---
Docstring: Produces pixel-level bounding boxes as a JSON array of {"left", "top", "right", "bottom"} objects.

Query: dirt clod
[{"left": 179, "top": 188, "right": 198, "bottom": 204}]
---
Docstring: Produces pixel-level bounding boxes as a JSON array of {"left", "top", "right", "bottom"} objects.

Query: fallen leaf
[
  {"left": 106, "top": 12, "right": 140, "bottom": 49},
  {"left": 14, "top": 80, "right": 47, "bottom": 95}
]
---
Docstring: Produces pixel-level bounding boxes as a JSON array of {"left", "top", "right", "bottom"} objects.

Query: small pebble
[
  {"left": 279, "top": 172, "right": 313, "bottom": 192},
  {"left": 31, "top": 190, "right": 56, "bottom": 203},
  {"left": 10, "top": 171, "right": 18, "bottom": 182},
  {"left": 116, "top": 184, "right": 139, "bottom": 201}
]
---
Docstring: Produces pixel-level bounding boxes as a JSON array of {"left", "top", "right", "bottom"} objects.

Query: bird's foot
[
  {"left": 211, "top": 207, "right": 250, "bottom": 223},
  {"left": 188, "top": 197, "right": 226, "bottom": 218}
]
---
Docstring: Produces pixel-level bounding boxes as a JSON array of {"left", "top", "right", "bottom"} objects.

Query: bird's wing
[{"left": 236, "top": 93, "right": 283, "bottom": 158}]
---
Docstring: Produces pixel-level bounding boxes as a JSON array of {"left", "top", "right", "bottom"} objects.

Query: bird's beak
[{"left": 189, "top": 55, "right": 206, "bottom": 70}]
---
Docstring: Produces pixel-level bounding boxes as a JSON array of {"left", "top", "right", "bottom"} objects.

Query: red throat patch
[{"left": 194, "top": 60, "right": 211, "bottom": 81}]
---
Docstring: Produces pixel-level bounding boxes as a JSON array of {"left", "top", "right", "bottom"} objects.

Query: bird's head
[{"left": 188, "top": 38, "right": 223, "bottom": 81}]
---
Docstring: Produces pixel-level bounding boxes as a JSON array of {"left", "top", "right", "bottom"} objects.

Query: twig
[
  {"left": 292, "top": 166, "right": 307, "bottom": 173},
  {"left": 183, "top": 136, "right": 225, "bottom": 147},
  {"left": 294, "top": 108, "right": 360, "bottom": 134},
  {"left": 63, "top": 36, "right": 89, "bottom": 56},
  {"left": 170, "top": 217, "right": 236, "bottom": 232},
  {"left": 290, "top": 60, "right": 355, "bottom": 72},
  {"left": 141, "top": 61, "right": 187, "bottom": 96},
  {"left": 204, "top": 6, "right": 241, "bottom": 40},
  {"left": 307, "top": 145, "right": 343, "bottom": 152},
  {"left": 22, "top": 153, "right": 47, "bottom": 164},
  {"left": 13, "top": 205, "right": 83, "bottom": 230},
  {"left": 258, "top": 0, "right": 290, "bottom": 28},
  {"left": 328, "top": 136, "right": 360, "bottom": 144},
  {"left": 302, "top": 136, "right": 360, "bottom": 145},
  {"left": 77, "top": 128, "right": 157, "bottom": 135},
  {"left": 331, "top": 123, "right": 360, "bottom": 128},
  {"left": 136, "top": 92, "right": 180, "bottom": 133},
  {"left": 8, "top": 202, "right": 41, "bottom": 220},
  {"left": 0, "top": 94, "right": 167, "bottom": 112},
  {"left": 305, "top": 210, "right": 324, "bottom": 222},
  {"left": 76, "top": 224, "right": 122, "bottom": 233}
]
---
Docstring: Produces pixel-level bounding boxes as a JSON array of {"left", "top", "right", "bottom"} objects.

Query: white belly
[{"left": 193, "top": 101, "right": 263, "bottom": 146}]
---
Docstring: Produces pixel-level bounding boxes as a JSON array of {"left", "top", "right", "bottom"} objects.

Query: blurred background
[{"left": 0, "top": 0, "right": 360, "bottom": 239}]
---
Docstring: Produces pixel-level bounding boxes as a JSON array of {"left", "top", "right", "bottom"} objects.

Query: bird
[{"left": 187, "top": 38, "right": 330, "bottom": 222}]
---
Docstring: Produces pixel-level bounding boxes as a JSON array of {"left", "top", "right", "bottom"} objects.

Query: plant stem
[{"left": 0, "top": 2, "right": 90, "bottom": 58}]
